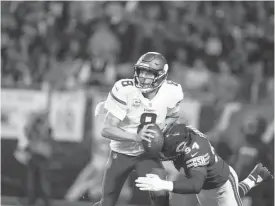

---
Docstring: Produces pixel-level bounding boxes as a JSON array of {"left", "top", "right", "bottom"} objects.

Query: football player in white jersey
[{"left": 93, "top": 52, "right": 184, "bottom": 206}]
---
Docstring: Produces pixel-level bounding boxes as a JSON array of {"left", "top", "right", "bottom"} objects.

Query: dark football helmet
[
  {"left": 134, "top": 52, "right": 168, "bottom": 93},
  {"left": 160, "top": 124, "right": 190, "bottom": 161}
]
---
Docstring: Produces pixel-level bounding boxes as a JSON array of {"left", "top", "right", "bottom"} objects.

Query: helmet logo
[
  {"left": 176, "top": 141, "right": 188, "bottom": 153},
  {"left": 139, "top": 63, "right": 150, "bottom": 67}
]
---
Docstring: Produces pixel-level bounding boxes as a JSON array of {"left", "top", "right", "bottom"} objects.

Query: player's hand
[
  {"left": 137, "top": 124, "right": 157, "bottom": 142},
  {"left": 160, "top": 123, "right": 168, "bottom": 133},
  {"left": 160, "top": 121, "right": 177, "bottom": 134},
  {"left": 135, "top": 174, "right": 171, "bottom": 191}
]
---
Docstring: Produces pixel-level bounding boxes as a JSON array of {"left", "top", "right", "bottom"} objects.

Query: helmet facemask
[
  {"left": 159, "top": 124, "right": 190, "bottom": 161},
  {"left": 134, "top": 64, "right": 168, "bottom": 93}
]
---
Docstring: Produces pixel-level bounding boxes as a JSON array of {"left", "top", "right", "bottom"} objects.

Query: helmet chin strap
[
  {"left": 134, "top": 69, "right": 168, "bottom": 93},
  {"left": 140, "top": 87, "right": 156, "bottom": 93}
]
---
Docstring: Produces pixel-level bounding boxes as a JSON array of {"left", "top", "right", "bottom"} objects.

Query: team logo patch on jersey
[
  {"left": 132, "top": 99, "right": 141, "bottom": 107},
  {"left": 144, "top": 108, "right": 155, "bottom": 112}
]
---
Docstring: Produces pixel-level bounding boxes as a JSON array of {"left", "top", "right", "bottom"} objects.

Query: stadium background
[{"left": 1, "top": 1, "right": 274, "bottom": 206}]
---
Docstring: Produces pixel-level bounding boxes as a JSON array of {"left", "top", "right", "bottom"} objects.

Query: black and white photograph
[{"left": 1, "top": 1, "right": 274, "bottom": 206}]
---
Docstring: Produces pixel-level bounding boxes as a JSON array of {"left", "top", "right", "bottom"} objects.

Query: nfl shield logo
[{"left": 132, "top": 99, "right": 141, "bottom": 107}]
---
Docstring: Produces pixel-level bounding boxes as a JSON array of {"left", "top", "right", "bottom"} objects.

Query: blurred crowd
[{"left": 1, "top": 1, "right": 274, "bottom": 104}]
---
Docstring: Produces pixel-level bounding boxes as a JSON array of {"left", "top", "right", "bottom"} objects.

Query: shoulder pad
[
  {"left": 115, "top": 79, "right": 135, "bottom": 89},
  {"left": 164, "top": 80, "right": 184, "bottom": 106},
  {"left": 166, "top": 80, "right": 180, "bottom": 87},
  {"left": 112, "top": 79, "right": 135, "bottom": 94}
]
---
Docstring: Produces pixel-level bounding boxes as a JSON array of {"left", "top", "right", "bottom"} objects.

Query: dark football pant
[{"left": 93, "top": 151, "right": 169, "bottom": 206}]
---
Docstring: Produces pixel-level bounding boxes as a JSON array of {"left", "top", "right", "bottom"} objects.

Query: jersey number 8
[
  {"left": 137, "top": 113, "right": 157, "bottom": 133},
  {"left": 121, "top": 80, "right": 134, "bottom": 87}
]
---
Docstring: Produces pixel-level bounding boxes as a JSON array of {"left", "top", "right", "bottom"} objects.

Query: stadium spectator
[
  {"left": 232, "top": 115, "right": 272, "bottom": 206},
  {"left": 1, "top": 2, "right": 273, "bottom": 101},
  {"left": 24, "top": 111, "right": 54, "bottom": 206}
]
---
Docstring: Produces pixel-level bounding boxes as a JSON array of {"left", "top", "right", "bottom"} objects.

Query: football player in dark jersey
[{"left": 136, "top": 124, "right": 273, "bottom": 206}]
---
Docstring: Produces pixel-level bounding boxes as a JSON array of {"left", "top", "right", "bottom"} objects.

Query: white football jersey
[{"left": 104, "top": 79, "right": 184, "bottom": 156}]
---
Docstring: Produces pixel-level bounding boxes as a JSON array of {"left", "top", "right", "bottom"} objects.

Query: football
[{"left": 142, "top": 124, "right": 164, "bottom": 156}]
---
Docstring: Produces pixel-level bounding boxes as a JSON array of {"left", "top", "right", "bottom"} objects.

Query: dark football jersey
[{"left": 168, "top": 125, "right": 230, "bottom": 190}]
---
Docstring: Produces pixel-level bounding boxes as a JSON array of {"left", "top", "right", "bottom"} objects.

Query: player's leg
[
  {"left": 225, "top": 166, "right": 243, "bottom": 206},
  {"left": 197, "top": 189, "right": 218, "bottom": 206},
  {"left": 135, "top": 156, "right": 170, "bottom": 206},
  {"left": 238, "top": 163, "right": 273, "bottom": 197},
  {"left": 197, "top": 164, "right": 273, "bottom": 206},
  {"left": 93, "top": 151, "right": 136, "bottom": 206},
  {"left": 199, "top": 166, "right": 243, "bottom": 206},
  {"left": 196, "top": 195, "right": 203, "bottom": 206},
  {"left": 214, "top": 179, "right": 243, "bottom": 206}
]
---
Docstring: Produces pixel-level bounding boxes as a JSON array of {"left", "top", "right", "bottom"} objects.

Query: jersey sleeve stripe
[
  {"left": 186, "top": 153, "right": 210, "bottom": 164},
  {"left": 110, "top": 91, "right": 127, "bottom": 105},
  {"left": 166, "top": 115, "right": 180, "bottom": 118},
  {"left": 186, "top": 159, "right": 209, "bottom": 168},
  {"left": 248, "top": 174, "right": 256, "bottom": 182},
  {"left": 186, "top": 154, "right": 210, "bottom": 168},
  {"left": 239, "top": 182, "right": 249, "bottom": 195},
  {"left": 186, "top": 163, "right": 194, "bottom": 168}
]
